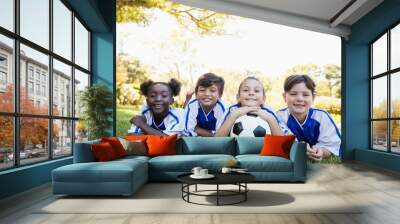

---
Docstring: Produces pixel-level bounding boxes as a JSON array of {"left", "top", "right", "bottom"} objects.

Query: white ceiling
[{"left": 175, "top": 0, "right": 384, "bottom": 38}]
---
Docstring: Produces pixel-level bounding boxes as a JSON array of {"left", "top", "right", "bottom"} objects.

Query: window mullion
[
  {"left": 48, "top": 0, "right": 53, "bottom": 159},
  {"left": 388, "top": 30, "right": 391, "bottom": 152},
  {"left": 13, "top": 0, "right": 20, "bottom": 167},
  {"left": 71, "top": 10, "right": 76, "bottom": 154}
]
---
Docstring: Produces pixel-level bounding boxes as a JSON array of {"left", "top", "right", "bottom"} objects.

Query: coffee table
[{"left": 177, "top": 172, "right": 255, "bottom": 206}]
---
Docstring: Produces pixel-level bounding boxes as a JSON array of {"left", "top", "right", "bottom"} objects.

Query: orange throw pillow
[
  {"left": 91, "top": 142, "right": 117, "bottom": 161},
  {"left": 259, "top": 135, "right": 296, "bottom": 159},
  {"left": 146, "top": 135, "right": 177, "bottom": 157},
  {"left": 101, "top": 137, "right": 127, "bottom": 158}
]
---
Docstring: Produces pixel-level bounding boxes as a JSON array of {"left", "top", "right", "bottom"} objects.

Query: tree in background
[
  {"left": 322, "top": 64, "right": 341, "bottom": 97},
  {"left": 117, "top": 0, "right": 232, "bottom": 35},
  {"left": 116, "top": 55, "right": 150, "bottom": 106},
  {"left": 0, "top": 85, "right": 59, "bottom": 150}
]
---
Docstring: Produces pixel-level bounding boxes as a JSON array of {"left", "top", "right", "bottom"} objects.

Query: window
[
  {"left": 0, "top": 54, "right": 7, "bottom": 86},
  {"left": 0, "top": 0, "right": 14, "bottom": 32},
  {"left": 0, "top": 71, "right": 6, "bottom": 86},
  {"left": 41, "top": 73, "right": 46, "bottom": 83},
  {"left": 28, "top": 81, "right": 34, "bottom": 94},
  {"left": 0, "top": 54, "right": 7, "bottom": 67},
  {"left": 0, "top": 0, "right": 91, "bottom": 170},
  {"left": 0, "top": 34, "right": 13, "bottom": 113},
  {"left": 42, "top": 85, "right": 46, "bottom": 97},
  {"left": 35, "top": 70, "right": 41, "bottom": 81},
  {"left": 53, "top": 59, "right": 72, "bottom": 117},
  {"left": 370, "top": 23, "right": 400, "bottom": 154},
  {"left": 36, "top": 84, "right": 40, "bottom": 95},
  {"left": 20, "top": 0, "right": 49, "bottom": 49},
  {"left": 28, "top": 67, "right": 34, "bottom": 80},
  {"left": 53, "top": 0, "right": 72, "bottom": 60},
  {"left": 75, "top": 18, "right": 89, "bottom": 70}
]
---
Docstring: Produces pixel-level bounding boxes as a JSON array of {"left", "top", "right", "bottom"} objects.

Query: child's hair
[
  {"left": 195, "top": 73, "right": 225, "bottom": 95},
  {"left": 283, "top": 74, "right": 316, "bottom": 96},
  {"left": 140, "top": 78, "right": 182, "bottom": 97},
  {"left": 237, "top": 76, "right": 265, "bottom": 96}
]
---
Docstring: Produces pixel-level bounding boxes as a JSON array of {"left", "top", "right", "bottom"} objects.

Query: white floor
[{"left": 1, "top": 162, "right": 400, "bottom": 224}]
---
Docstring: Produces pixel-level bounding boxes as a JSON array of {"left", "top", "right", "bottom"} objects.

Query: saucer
[{"left": 190, "top": 174, "right": 215, "bottom": 179}]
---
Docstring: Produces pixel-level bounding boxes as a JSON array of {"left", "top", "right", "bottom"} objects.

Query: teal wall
[
  {"left": 0, "top": 158, "right": 72, "bottom": 199},
  {"left": 0, "top": 0, "right": 115, "bottom": 200},
  {"left": 344, "top": 0, "right": 400, "bottom": 171}
]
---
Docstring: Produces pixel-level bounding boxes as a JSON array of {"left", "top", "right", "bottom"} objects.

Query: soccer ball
[{"left": 230, "top": 114, "right": 271, "bottom": 137}]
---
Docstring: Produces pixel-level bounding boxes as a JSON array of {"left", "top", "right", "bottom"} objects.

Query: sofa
[{"left": 52, "top": 137, "right": 306, "bottom": 196}]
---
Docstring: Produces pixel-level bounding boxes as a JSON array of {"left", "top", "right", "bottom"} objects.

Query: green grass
[
  {"left": 320, "top": 155, "right": 342, "bottom": 164},
  {"left": 116, "top": 104, "right": 139, "bottom": 137}
]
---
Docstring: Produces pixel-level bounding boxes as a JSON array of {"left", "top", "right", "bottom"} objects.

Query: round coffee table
[{"left": 177, "top": 173, "right": 255, "bottom": 206}]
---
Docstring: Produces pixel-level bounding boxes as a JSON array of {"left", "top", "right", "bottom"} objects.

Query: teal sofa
[{"left": 52, "top": 137, "right": 306, "bottom": 196}]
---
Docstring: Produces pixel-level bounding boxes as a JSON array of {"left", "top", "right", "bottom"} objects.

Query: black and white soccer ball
[{"left": 230, "top": 114, "right": 271, "bottom": 137}]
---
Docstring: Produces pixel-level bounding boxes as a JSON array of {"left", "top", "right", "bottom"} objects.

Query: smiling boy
[{"left": 184, "top": 73, "right": 226, "bottom": 136}]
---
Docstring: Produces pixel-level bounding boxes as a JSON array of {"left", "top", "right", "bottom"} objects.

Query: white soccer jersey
[
  {"left": 277, "top": 108, "right": 341, "bottom": 156},
  {"left": 128, "top": 106, "right": 184, "bottom": 136},
  {"left": 224, "top": 104, "right": 290, "bottom": 135},
  {"left": 183, "top": 99, "right": 227, "bottom": 136}
]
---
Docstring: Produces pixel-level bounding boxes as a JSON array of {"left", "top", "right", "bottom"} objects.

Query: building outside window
[
  {"left": 0, "top": 71, "right": 6, "bottom": 85},
  {"left": 28, "top": 81, "right": 34, "bottom": 94},
  {"left": 42, "top": 85, "right": 46, "bottom": 97},
  {"left": 28, "top": 66, "right": 34, "bottom": 80},
  {"left": 0, "top": 54, "right": 7, "bottom": 88}
]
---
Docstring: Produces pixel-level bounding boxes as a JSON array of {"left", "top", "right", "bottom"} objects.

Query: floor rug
[{"left": 37, "top": 183, "right": 361, "bottom": 214}]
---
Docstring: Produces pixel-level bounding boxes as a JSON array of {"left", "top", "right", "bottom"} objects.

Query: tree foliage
[
  {"left": 0, "top": 85, "right": 59, "bottom": 149},
  {"left": 116, "top": 54, "right": 150, "bottom": 105},
  {"left": 284, "top": 63, "right": 341, "bottom": 98},
  {"left": 117, "top": 0, "right": 232, "bottom": 35}
]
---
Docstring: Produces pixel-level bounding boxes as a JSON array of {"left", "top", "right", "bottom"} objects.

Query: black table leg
[
  {"left": 245, "top": 183, "right": 247, "bottom": 201},
  {"left": 217, "top": 184, "right": 219, "bottom": 206}
]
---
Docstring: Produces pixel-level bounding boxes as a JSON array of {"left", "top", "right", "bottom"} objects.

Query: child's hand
[
  {"left": 307, "top": 146, "right": 331, "bottom": 162},
  {"left": 130, "top": 115, "right": 147, "bottom": 127},
  {"left": 232, "top": 106, "right": 260, "bottom": 118},
  {"left": 252, "top": 109, "right": 274, "bottom": 122}
]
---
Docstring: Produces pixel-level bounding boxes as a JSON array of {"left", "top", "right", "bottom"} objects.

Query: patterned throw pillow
[{"left": 119, "top": 138, "right": 147, "bottom": 156}]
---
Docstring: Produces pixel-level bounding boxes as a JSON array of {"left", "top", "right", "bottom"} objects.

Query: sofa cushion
[
  {"left": 236, "top": 155, "right": 293, "bottom": 172},
  {"left": 179, "top": 137, "right": 235, "bottom": 155},
  {"left": 236, "top": 137, "right": 264, "bottom": 155},
  {"left": 148, "top": 154, "right": 235, "bottom": 172},
  {"left": 52, "top": 159, "right": 147, "bottom": 183},
  {"left": 73, "top": 140, "right": 100, "bottom": 163}
]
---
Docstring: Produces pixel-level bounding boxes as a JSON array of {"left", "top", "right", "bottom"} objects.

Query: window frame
[
  {"left": 0, "top": 0, "right": 92, "bottom": 171},
  {"left": 370, "top": 21, "right": 400, "bottom": 154}
]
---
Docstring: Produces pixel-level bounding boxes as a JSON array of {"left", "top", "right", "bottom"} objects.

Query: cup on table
[
  {"left": 191, "top": 167, "right": 202, "bottom": 176},
  {"left": 221, "top": 167, "right": 232, "bottom": 174},
  {"left": 199, "top": 168, "right": 208, "bottom": 176}
]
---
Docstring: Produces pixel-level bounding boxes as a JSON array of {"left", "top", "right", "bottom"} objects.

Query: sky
[{"left": 117, "top": 8, "right": 341, "bottom": 78}]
